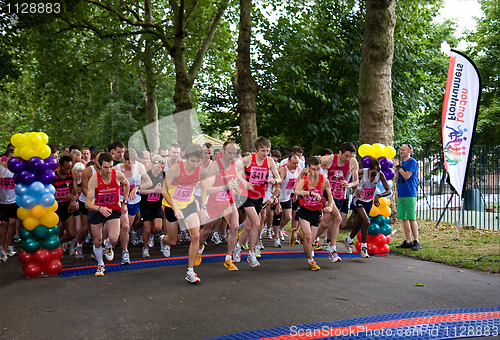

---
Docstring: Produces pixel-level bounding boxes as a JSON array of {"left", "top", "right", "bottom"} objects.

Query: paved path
[{"left": 0, "top": 239, "right": 498, "bottom": 339}]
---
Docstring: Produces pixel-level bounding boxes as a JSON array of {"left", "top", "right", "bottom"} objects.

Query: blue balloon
[
  {"left": 385, "top": 216, "right": 391, "bottom": 225},
  {"left": 15, "top": 183, "right": 28, "bottom": 196},
  {"left": 21, "top": 194, "right": 37, "bottom": 209},
  {"left": 376, "top": 180, "right": 393, "bottom": 199},
  {"left": 368, "top": 223, "right": 381, "bottom": 235},
  {"left": 39, "top": 193, "right": 56, "bottom": 207},
  {"left": 15, "top": 195, "right": 22, "bottom": 207},
  {"left": 44, "top": 184, "right": 56, "bottom": 195},
  {"left": 373, "top": 215, "right": 386, "bottom": 226},
  {"left": 29, "top": 181, "right": 46, "bottom": 198},
  {"left": 380, "top": 223, "right": 392, "bottom": 236}
]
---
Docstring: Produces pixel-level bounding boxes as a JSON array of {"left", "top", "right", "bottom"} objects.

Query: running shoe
[
  {"left": 258, "top": 239, "right": 265, "bottom": 250},
  {"left": 7, "top": 245, "right": 17, "bottom": 257},
  {"left": 247, "top": 253, "right": 260, "bottom": 267},
  {"left": 361, "top": 247, "right": 370, "bottom": 258},
  {"left": 105, "top": 245, "right": 114, "bottom": 261},
  {"left": 241, "top": 240, "right": 249, "bottom": 250},
  {"left": 69, "top": 245, "right": 75, "bottom": 256},
  {"left": 159, "top": 235, "right": 171, "bottom": 257},
  {"left": 61, "top": 241, "right": 69, "bottom": 252},
  {"left": 95, "top": 265, "right": 105, "bottom": 277},
  {"left": 121, "top": 250, "right": 131, "bottom": 264},
  {"left": 255, "top": 245, "right": 261, "bottom": 258},
  {"left": 195, "top": 245, "right": 204, "bottom": 267},
  {"left": 289, "top": 228, "right": 297, "bottom": 246},
  {"left": 224, "top": 259, "right": 238, "bottom": 271},
  {"left": 412, "top": 241, "right": 422, "bottom": 251},
  {"left": 280, "top": 230, "right": 286, "bottom": 241},
  {"left": 328, "top": 252, "right": 342, "bottom": 263},
  {"left": 148, "top": 235, "right": 154, "bottom": 248},
  {"left": 211, "top": 231, "right": 223, "bottom": 245},
  {"left": 13, "top": 235, "right": 21, "bottom": 243},
  {"left": 308, "top": 261, "right": 321, "bottom": 271},
  {"left": 233, "top": 244, "right": 241, "bottom": 263},
  {"left": 1, "top": 252, "right": 7, "bottom": 262},
  {"left": 142, "top": 248, "right": 150, "bottom": 258},
  {"left": 75, "top": 245, "right": 84, "bottom": 259},
  {"left": 343, "top": 237, "right": 353, "bottom": 254},
  {"left": 185, "top": 270, "right": 201, "bottom": 284},
  {"left": 396, "top": 240, "right": 413, "bottom": 249},
  {"left": 267, "top": 228, "right": 273, "bottom": 239},
  {"left": 313, "top": 241, "right": 323, "bottom": 251},
  {"left": 130, "top": 230, "right": 140, "bottom": 246},
  {"left": 274, "top": 238, "right": 282, "bottom": 248}
]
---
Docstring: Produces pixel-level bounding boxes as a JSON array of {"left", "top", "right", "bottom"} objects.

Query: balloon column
[
  {"left": 356, "top": 143, "right": 396, "bottom": 255},
  {"left": 8, "top": 132, "right": 63, "bottom": 277}
]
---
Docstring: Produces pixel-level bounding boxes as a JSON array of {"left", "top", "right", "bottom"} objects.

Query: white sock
[
  {"left": 346, "top": 236, "right": 353, "bottom": 243},
  {"left": 308, "top": 258, "right": 314, "bottom": 263},
  {"left": 361, "top": 243, "right": 367, "bottom": 249},
  {"left": 329, "top": 246, "right": 336, "bottom": 253},
  {"left": 198, "top": 248, "right": 204, "bottom": 254},
  {"left": 187, "top": 267, "right": 194, "bottom": 272},
  {"left": 76, "top": 242, "right": 82, "bottom": 247},
  {"left": 93, "top": 245, "right": 104, "bottom": 266},
  {"left": 225, "top": 255, "right": 232, "bottom": 261}
]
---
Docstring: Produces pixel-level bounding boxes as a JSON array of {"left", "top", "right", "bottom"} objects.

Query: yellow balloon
[
  {"left": 380, "top": 206, "right": 392, "bottom": 218},
  {"left": 14, "top": 147, "right": 21, "bottom": 157},
  {"left": 47, "top": 201, "right": 58, "bottom": 212},
  {"left": 19, "top": 146, "right": 34, "bottom": 160},
  {"left": 38, "top": 132, "right": 49, "bottom": 145},
  {"left": 358, "top": 144, "right": 371, "bottom": 158},
  {"left": 34, "top": 144, "right": 51, "bottom": 159},
  {"left": 11, "top": 133, "right": 26, "bottom": 148},
  {"left": 17, "top": 207, "right": 31, "bottom": 220},
  {"left": 23, "top": 217, "right": 40, "bottom": 231},
  {"left": 369, "top": 204, "right": 380, "bottom": 217},
  {"left": 41, "top": 212, "right": 59, "bottom": 227},
  {"left": 378, "top": 197, "right": 388, "bottom": 209},
  {"left": 30, "top": 205, "right": 47, "bottom": 219},
  {"left": 370, "top": 143, "right": 385, "bottom": 159},
  {"left": 384, "top": 145, "right": 396, "bottom": 159},
  {"left": 27, "top": 132, "right": 42, "bottom": 147}
]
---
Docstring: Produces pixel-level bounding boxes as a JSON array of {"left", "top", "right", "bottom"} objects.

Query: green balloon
[
  {"left": 41, "top": 234, "right": 60, "bottom": 251},
  {"left": 21, "top": 237, "right": 40, "bottom": 253},
  {"left": 47, "top": 225, "right": 60, "bottom": 236},
  {"left": 32, "top": 225, "right": 50, "bottom": 241},
  {"left": 19, "top": 227, "right": 32, "bottom": 240}
]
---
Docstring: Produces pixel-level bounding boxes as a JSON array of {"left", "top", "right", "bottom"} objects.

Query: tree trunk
[
  {"left": 235, "top": 0, "right": 258, "bottom": 153},
  {"left": 358, "top": 0, "right": 395, "bottom": 146}
]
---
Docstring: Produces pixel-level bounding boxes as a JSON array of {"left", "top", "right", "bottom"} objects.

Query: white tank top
[
  {"left": 0, "top": 166, "right": 17, "bottom": 204},
  {"left": 79, "top": 165, "right": 97, "bottom": 203},
  {"left": 117, "top": 163, "right": 142, "bottom": 204},
  {"left": 279, "top": 165, "right": 299, "bottom": 202},
  {"left": 357, "top": 169, "right": 380, "bottom": 202}
]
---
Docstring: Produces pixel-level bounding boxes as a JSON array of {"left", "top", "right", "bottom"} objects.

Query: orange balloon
[
  {"left": 369, "top": 205, "right": 380, "bottom": 217},
  {"left": 380, "top": 206, "right": 392, "bottom": 218},
  {"left": 30, "top": 205, "right": 46, "bottom": 219},
  {"left": 40, "top": 212, "right": 59, "bottom": 228},
  {"left": 378, "top": 197, "right": 389, "bottom": 209},
  {"left": 47, "top": 201, "right": 58, "bottom": 212},
  {"left": 17, "top": 207, "right": 31, "bottom": 220}
]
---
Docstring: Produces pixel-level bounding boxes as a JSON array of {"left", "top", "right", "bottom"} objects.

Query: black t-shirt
[{"left": 140, "top": 170, "right": 164, "bottom": 209}]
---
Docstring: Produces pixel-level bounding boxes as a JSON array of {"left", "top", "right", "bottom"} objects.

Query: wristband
[
  {"left": 98, "top": 207, "right": 101, "bottom": 213},
  {"left": 396, "top": 165, "right": 402, "bottom": 170},
  {"left": 309, "top": 191, "right": 312, "bottom": 196}
]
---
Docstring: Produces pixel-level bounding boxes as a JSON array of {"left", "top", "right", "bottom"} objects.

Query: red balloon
[
  {"left": 379, "top": 244, "right": 390, "bottom": 255},
  {"left": 367, "top": 234, "right": 375, "bottom": 243},
  {"left": 23, "top": 262, "right": 43, "bottom": 278},
  {"left": 355, "top": 241, "right": 361, "bottom": 253},
  {"left": 43, "top": 258, "right": 62, "bottom": 275},
  {"left": 367, "top": 243, "right": 379, "bottom": 255},
  {"left": 356, "top": 232, "right": 362, "bottom": 242},
  {"left": 33, "top": 248, "right": 50, "bottom": 265},
  {"left": 386, "top": 235, "right": 391, "bottom": 244},
  {"left": 373, "top": 234, "right": 388, "bottom": 247},
  {"left": 18, "top": 250, "right": 33, "bottom": 265},
  {"left": 49, "top": 246, "right": 64, "bottom": 260}
]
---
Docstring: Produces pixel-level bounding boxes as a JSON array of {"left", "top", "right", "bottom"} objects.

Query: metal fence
[{"left": 413, "top": 145, "right": 499, "bottom": 231}]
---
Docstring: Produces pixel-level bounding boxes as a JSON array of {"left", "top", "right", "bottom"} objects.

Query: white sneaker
[
  {"left": 130, "top": 230, "right": 139, "bottom": 246},
  {"left": 142, "top": 248, "right": 150, "bottom": 258},
  {"left": 274, "top": 238, "right": 282, "bottom": 248},
  {"left": 185, "top": 270, "right": 201, "bottom": 283},
  {"left": 1, "top": 252, "right": 7, "bottom": 262},
  {"left": 255, "top": 245, "right": 261, "bottom": 257},
  {"left": 211, "top": 231, "right": 223, "bottom": 245},
  {"left": 159, "top": 235, "right": 171, "bottom": 257},
  {"left": 105, "top": 245, "right": 114, "bottom": 261},
  {"left": 69, "top": 245, "right": 75, "bottom": 256},
  {"left": 75, "top": 245, "right": 84, "bottom": 259},
  {"left": 247, "top": 253, "right": 260, "bottom": 267},
  {"left": 61, "top": 241, "right": 70, "bottom": 252},
  {"left": 148, "top": 235, "right": 154, "bottom": 248},
  {"left": 343, "top": 237, "right": 354, "bottom": 254},
  {"left": 328, "top": 252, "right": 342, "bottom": 262},
  {"left": 233, "top": 244, "right": 241, "bottom": 263},
  {"left": 7, "top": 245, "right": 17, "bottom": 256},
  {"left": 280, "top": 230, "right": 286, "bottom": 240},
  {"left": 121, "top": 251, "right": 131, "bottom": 265},
  {"left": 361, "top": 247, "right": 370, "bottom": 258}
]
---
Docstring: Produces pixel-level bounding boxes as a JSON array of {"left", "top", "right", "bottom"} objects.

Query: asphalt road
[{"left": 0, "top": 239, "right": 499, "bottom": 339}]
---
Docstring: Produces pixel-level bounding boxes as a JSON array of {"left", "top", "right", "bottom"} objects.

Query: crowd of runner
[{"left": 0, "top": 137, "right": 393, "bottom": 283}]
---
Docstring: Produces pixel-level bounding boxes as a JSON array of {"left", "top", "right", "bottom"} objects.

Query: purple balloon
[
  {"left": 7, "top": 157, "right": 26, "bottom": 174},
  {"left": 378, "top": 157, "right": 390, "bottom": 171},
  {"left": 37, "top": 169, "right": 56, "bottom": 185},
  {"left": 361, "top": 156, "right": 372, "bottom": 168},
  {"left": 19, "top": 170, "right": 36, "bottom": 185},
  {"left": 44, "top": 156, "right": 59, "bottom": 171},
  {"left": 385, "top": 158, "right": 394, "bottom": 169},
  {"left": 383, "top": 168, "right": 395, "bottom": 181},
  {"left": 27, "top": 157, "right": 46, "bottom": 173},
  {"left": 13, "top": 172, "right": 23, "bottom": 184}
]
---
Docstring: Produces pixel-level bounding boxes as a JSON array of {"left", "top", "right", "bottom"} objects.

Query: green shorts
[{"left": 397, "top": 196, "right": 417, "bottom": 220}]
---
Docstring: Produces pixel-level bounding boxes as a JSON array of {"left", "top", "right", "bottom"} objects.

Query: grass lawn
[{"left": 335, "top": 218, "right": 500, "bottom": 273}]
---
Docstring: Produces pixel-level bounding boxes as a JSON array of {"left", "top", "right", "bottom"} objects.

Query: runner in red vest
[
  {"left": 160, "top": 144, "right": 207, "bottom": 284},
  {"left": 292, "top": 156, "right": 333, "bottom": 270},
  {"left": 234, "top": 137, "right": 281, "bottom": 268},
  {"left": 86, "top": 153, "right": 130, "bottom": 277},
  {"left": 318, "top": 142, "right": 359, "bottom": 262}
]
